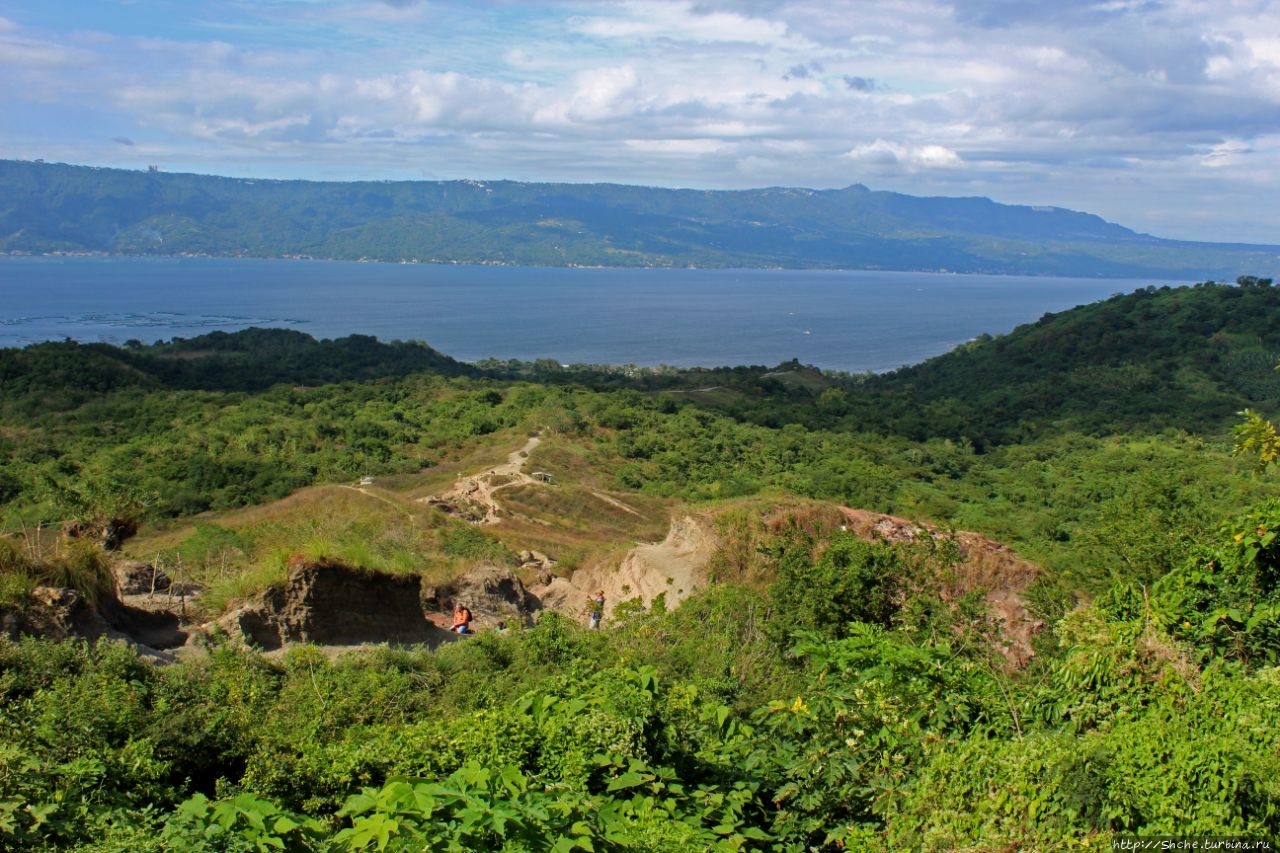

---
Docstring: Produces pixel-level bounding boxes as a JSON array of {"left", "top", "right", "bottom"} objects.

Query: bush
[
  {"left": 1155, "top": 500, "right": 1280, "bottom": 667},
  {"left": 766, "top": 532, "right": 904, "bottom": 648}
]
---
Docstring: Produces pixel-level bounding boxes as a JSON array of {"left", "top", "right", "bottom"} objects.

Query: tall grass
[
  {"left": 0, "top": 538, "right": 35, "bottom": 609},
  {"left": 46, "top": 539, "right": 116, "bottom": 608},
  {"left": 198, "top": 547, "right": 293, "bottom": 616},
  {"left": 0, "top": 536, "right": 116, "bottom": 610}
]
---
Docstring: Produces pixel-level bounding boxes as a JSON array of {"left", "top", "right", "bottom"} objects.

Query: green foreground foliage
[
  {"left": 3, "top": 505, "right": 1280, "bottom": 851},
  {"left": 4, "top": 279, "right": 1280, "bottom": 849}
]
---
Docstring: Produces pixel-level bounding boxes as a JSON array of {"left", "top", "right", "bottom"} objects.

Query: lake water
[{"left": 0, "top": 256, "right": 1180, "bottom": 373}]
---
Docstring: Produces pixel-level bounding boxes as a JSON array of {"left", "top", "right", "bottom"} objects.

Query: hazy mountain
[{"left": 3, "top": 159, "right": 1277, "bottom": 278}]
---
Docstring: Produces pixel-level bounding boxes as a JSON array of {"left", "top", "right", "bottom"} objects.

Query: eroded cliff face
[
  {"left": 3, "top": 556, "right": 539, "bottom": 657},
  {"left": 218, "top": 558, "right": 536, "bottom": 650},
  {"left": 529, "top": 515, "right": 713, "bottom": 624},
  {"left": 222, "top": 562, "right": 438, "bottom": 650},
  {"left": 0, "top": 586, "right": 111, "bottom": 643},
  {"left": 1, "top": 585, "right": 188, "bottom": 662}
]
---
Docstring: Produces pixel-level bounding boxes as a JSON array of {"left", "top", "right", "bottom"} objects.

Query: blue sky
[{"left": 2, "top": 0, "right": 1279, "bottom": 244}]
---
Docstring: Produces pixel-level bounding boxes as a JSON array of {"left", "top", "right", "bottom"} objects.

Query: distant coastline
[
  {"left": 0, "top": 250, "right": 977, "bottom": 277},
  {"left": 4, "top": 159, "right": 1277, "bottom": 279}
]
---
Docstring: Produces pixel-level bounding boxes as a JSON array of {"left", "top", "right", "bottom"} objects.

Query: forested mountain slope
[
  {"left": 4, "top": 159, "right": 1279, "bottom": 277},
  {"left": 853, "top": 276, "right": 1280, "bottom": 445}
]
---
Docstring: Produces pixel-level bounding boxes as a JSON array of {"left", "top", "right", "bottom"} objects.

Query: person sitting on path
[
  {"left": 587, "top": 590, "right": 605, "bottom": 630},
  {"left": 451, "top": 603, "right": 473, "bottom": 634}
]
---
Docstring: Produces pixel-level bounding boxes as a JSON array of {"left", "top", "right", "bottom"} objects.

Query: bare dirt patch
[
  {"left": 422, "top": 434, "right": 544, "bottom": 524},
  {"left": 530, "top": 515, "right": 716, "bottom": 627}
]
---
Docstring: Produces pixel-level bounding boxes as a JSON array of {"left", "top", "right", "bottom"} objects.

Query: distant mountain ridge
[{"left": 2, "top": 159, "right": 1277, "bottom": 278}]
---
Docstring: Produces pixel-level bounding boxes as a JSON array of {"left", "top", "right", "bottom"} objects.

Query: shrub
[{"left": 766, "top": 532, "right": 904, "bottom": 648}]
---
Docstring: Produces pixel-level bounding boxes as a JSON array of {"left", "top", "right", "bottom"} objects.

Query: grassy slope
[
  {"left": 122, "top": 428, "right": 677, "bottom": 618},
  {"left": 5, "top": 280, "right": 1280, "bottom": 612}
]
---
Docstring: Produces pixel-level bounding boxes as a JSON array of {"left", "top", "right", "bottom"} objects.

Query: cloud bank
[{"left": 2, "top": 0, "right": 1279, "bottom": 243}]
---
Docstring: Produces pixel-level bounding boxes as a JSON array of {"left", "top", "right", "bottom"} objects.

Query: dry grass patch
[
  {"left": 499, "top": 483, "right": 670, "bottom": 541},
  {"left": 522, "top": 440, "right": 619, "bottom": 490},
  {"left": 0, "top": 534, "right": 116, "bottom": 610},
  {"left": 124, "top": 483, "right": 467, "bottom": 617}
]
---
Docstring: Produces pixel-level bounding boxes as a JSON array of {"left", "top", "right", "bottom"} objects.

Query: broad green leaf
[
  {"left": 273, "top": 815, "right": 300, "bottom": 835},
  {"left": 606, "top": 770, "right": 649, "bottom": 791}
]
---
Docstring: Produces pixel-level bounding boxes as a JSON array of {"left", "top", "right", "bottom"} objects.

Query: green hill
[
  {"left": 855, "top": 276, "right": 1280, "bottom": 445},
  {"left": 4, "top": 280, "right": 1280, "bottom": 850}
]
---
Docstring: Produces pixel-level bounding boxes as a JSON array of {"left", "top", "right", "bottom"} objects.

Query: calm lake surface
[{"left": 0, "top": 256, "right": 1181, "bottom": 373}]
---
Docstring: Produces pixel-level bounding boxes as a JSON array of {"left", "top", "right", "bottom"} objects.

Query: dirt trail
[
  {"left": 341, "top": 483, "right": 420, "bottom": 520},
  {"left": 589, "top": 491, "right": 643, "bottom": 517},
  {"left": 422, "top": 434, "right": 543, "bottom": 524},
  {"left": 420, "top": 435, "right": 715, "bottom": 626}
]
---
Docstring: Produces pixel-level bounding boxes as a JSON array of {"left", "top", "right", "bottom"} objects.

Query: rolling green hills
[{"left": 3, "top": 279, "right": 1280, "bottom": 850}]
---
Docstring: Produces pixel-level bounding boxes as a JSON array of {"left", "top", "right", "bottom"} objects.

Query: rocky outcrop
[
  {"left": 442, "top": 563, "right": 535, "bottom": 627},
  {"left": 114, "top": 560, "right": 170, "bottom": 595},
  {"left": 1, "top": 586, "right": 113, "bottom": 642},
  {"left": 216, "top": 559, "right": 539, "bottom": 649},
  {"left": 220, "top": 560, "right": 447, "bottom": 650},
  {"left": 529, "top": 516, "right": 714, "bottom": 627},
  {"left": 0, "top": 585, "right": 184, "bottom": 661}
]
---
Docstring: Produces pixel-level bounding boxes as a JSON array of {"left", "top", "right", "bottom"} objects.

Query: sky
[{"left": 2, "top": 0, "right": 1279, "bottom": 244}]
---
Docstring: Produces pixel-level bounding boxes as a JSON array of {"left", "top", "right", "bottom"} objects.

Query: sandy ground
[
  {"left": 422, "top": 435, "right": 715, "bottom": 626},
  {"left": 528, "top": 515, "right": 714, "bottom": 626},
  {"left": 421, "top": 434, "right": 544, "bottom": 524}
]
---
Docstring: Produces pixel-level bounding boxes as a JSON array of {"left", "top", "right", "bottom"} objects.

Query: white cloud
[
  {"left": 564, "top": 65, "right": 642, "bottom": 122},
  {"left": 1201, "top": 139, "right": 1252, "bottom": 168},
  {"left": 624, "top": 137, "right": 728, "bottom": 155},
  {"left": 3, "top": 0, "right": 1280, "bottom": 241},
  {"left": 572, "top": 1, "right": 798, "bottom": 48},
  {"left": 0, "top": 35, "right": 94, "bottom": 68},
  {"left": 845, "top": 139, "right": 964, "bottom": 172}
]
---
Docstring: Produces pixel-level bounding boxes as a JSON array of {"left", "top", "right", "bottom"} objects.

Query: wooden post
[{"left": 177, "top": 556, "right": 186, "bottom": 620}]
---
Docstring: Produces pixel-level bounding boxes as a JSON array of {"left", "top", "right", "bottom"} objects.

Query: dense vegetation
[
  {"left": 3, "top": 508, "right": 1280, "bottom": 851},
  {"left": 4, "top": 280, "right": 1278, "bottom": 586},
  {"left": 6, "top": 159, "right": 1280, "bottom": 277},
  {"left": 3, "top": 278, "right": 1280, "bottom": 849}
]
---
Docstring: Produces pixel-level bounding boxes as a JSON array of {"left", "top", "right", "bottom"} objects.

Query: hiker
[
  {"left": 451, "top": 603, "right": 473, "bottom": 634},
  {"left": 587, "top": 590, "right": 605, "bottom": 630}
]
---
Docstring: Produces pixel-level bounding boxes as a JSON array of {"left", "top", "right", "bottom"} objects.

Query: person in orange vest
[{"left": 451, "top": 603, "right": 473, "bottom": 634}]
